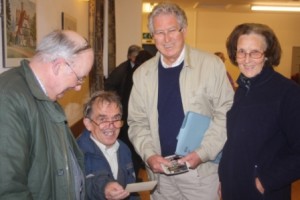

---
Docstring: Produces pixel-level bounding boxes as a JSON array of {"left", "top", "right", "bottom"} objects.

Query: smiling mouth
[{"left": 102, "top": 130, "right": 115, "bottom": 136}]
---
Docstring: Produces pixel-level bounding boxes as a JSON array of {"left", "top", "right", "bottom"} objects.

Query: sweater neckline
[{"left": 237, "top": 66, "right": 275, "bottom": 90}]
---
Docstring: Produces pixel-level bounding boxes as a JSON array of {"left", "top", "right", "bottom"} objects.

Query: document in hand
[
  {"left": 175, "top": 111, "right": 211, "bottom": 156},
  {"left": 125, "top": 181, "right": 157, "bottom": 193}
]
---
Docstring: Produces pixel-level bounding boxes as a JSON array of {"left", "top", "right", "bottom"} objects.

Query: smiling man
[
  {"left": 127, "top": 2, "right": 234, "bottom": 200},
  {"left": 77, "top": 91, "right": 139, "bottom": 200}
]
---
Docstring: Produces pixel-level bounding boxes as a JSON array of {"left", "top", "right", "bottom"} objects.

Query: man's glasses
[
  {"left": 153, "top": 27, "right": 183, "bottom": 39},
  {"left": 88, "top": 118, "right": 124, "bottom": 129},
  {"left": 236, "top": 49, "right": 265, "bottom": 59},
  {"left": 65, "top": 62, "right": 86, "bottom": 84}
]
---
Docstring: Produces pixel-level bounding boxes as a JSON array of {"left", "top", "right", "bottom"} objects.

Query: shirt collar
[
  {"left": 160, "top": 46, "right": 185, "bottom": 68},
  {"left": 90, "top": 134, "right": 119, "bottom": 154},
  {"left": 34, "top": 74, "right": 47, "bottom": 95}
]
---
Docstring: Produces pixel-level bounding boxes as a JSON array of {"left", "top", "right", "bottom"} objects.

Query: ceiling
[{"left": 142, "top": 0, "right": 300, "bottom": 12}]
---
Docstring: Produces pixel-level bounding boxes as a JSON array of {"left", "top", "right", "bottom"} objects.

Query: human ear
[
  {"left": 52, "top": 58, "right": 65, "bottom": 76},
  {"left": 83, "top": 118, "right": 93, "bottom": 131}
]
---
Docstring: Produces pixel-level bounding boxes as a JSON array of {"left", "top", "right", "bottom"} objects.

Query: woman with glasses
[
  {"left": 77, "top": 91, "right": 139, "bottom": 200},
  {"left": 218, "top": 23, "right": 300, "bottom": 200}
]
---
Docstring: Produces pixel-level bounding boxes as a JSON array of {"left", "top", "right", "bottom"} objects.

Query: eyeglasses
[
  {"left": 153, "top": 27, "right": 183, "bottom": 39},
  {"left": 88, "top": 118, "right": 124, "bottom": 129},
  {"left": 236, "top": 49, "right": 265, "bottom": 59},
  {"left": 65, "top": 62, "right": 86, "bottom": 84}
]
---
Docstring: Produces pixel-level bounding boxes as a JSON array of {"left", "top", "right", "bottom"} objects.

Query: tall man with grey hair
[
  {"left": 128, "top": 2, "right": 234, "bottom": 200},
  {"left": 0, "top": 30, "right": 94, "bottom": 199}
]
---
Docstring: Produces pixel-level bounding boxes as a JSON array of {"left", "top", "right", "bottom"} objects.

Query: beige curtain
[{"left": 88, "top": 0, "right": 115, "bottom": 93}]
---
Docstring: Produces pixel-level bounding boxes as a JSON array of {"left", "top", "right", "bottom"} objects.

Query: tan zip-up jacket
[{"left": 128, "top": 45, "right": 234, "bottom": 180}]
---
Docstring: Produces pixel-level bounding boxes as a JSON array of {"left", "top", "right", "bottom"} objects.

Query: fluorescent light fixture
[{"left": 251, "top": 5, "right": 300, "bottom": 12}]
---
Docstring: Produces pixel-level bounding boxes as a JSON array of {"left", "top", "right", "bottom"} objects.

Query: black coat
[
  {"left": 219, "top": 67, "right": 300, "bottom": 200},
  {"left": 104, "top": 59, "right": 132, "bottom": 100}
]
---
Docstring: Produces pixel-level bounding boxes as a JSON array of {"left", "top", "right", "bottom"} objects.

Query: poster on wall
[{"left": 3, "top": 0, "right": 36, "bottom": 68}]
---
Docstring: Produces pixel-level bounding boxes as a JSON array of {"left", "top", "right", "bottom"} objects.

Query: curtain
[{"left": 88, "top": 0, "right": 115, "bottom": 93}]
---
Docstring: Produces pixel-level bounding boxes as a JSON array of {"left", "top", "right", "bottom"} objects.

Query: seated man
[{"left": 77, "top": 91, "right": 139, "bottom": 200}]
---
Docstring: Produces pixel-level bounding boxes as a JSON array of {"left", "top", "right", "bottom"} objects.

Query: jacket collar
[
  {"left": 22, "top": 59, "right": 51, "bottom": 101},
  {"left": 21, "top": 59, "right": 67, "bottom": 123},
  {"left": 237, "top": 66, "right": 275, "bottom": 92},
  {"left": 152, "top": 44, "right": 191, "bottom": 70}
]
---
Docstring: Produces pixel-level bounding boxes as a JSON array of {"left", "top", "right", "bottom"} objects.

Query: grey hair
[
  {"left": 83, "top": 90, "right": 123, "bottom": 119},
  {"left": 148, "top": 2, "right": 188, "bottom": 34},
  {"left": 35, "top": 30, "right": 91, "bottom": 62}
]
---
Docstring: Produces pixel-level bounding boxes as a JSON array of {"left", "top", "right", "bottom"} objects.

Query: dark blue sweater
[
  {"left": 219, "top": 67, "right": 300, "bottom": 200},
  {"left": 157, "top": 61, "right": 184, "bottom": 156}
]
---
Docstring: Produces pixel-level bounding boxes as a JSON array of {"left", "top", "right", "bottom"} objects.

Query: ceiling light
[
  {"left": 143, "top": 2, "right": 157, "bottom": 13},
  {"left": 251, "top": 5, "right": 300, "bottom": 12}
]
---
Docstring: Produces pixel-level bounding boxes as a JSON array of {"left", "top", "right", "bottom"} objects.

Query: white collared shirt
[
  {"left": 160, "top": 46, "right": 185, "bottom": 68},
  {"left": 90, "top": 135, "right": 119, "bottom": 179},
  {"left": 33, "top": 74, "right": 47, "bottom": 95}
]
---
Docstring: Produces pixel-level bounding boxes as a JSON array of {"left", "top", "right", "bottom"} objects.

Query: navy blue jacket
[
  {"left": 77, "top": 129, "right": 138, "bottom": 200},
  {"left": 219, "top": 67, "right": 300, "bottom": 200}
]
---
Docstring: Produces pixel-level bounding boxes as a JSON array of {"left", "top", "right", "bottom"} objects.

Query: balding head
[
  {"left": 29, "top": 30, "right": 94, "bottom": 101},
  {"left": 34, "top": 30, "right": 92, "bottom": 63}
]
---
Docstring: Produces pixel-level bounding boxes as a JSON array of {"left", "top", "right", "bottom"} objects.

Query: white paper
[{"left": 125, "top": 181, "right": 157, "bottom": 193}]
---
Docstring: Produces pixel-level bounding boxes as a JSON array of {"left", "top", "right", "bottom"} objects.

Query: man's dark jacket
[{"left": 77, "top": 129, "right": 138, "bottom": 200}]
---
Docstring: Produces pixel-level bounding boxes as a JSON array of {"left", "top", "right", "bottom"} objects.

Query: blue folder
[{"left": 175, "top": 111, "right": 222, "bottom": 163}]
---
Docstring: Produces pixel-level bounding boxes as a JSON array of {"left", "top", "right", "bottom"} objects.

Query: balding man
[{"left": 0, "top": 30, "right": 94, "bottom": 200}]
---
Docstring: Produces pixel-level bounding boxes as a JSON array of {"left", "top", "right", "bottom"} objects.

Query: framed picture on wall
[
  {"left": 61, "top": 12, "right": 77, "bottom": 31},
  {"left": 1, "top": 0, "right": 4, "bottom": 68},
  {"left": 2, "top": 0, "right": 36, "bottom": 68}
]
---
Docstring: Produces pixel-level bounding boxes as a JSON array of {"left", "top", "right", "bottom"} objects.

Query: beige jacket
[{"left": 128, "top": 45, "right": 234, "bottom": 180}]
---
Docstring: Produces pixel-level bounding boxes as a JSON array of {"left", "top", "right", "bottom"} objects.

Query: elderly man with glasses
[
  {"left": 77, "top": 91, "right": 139, "bottom": 200},
  {"left": 0, "top": 30, "right": 94, "bottom": 199},
  {"left": 127, "top": 2, "right": 233, "bottom": 200}
]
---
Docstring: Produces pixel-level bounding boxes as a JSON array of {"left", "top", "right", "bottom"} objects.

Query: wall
[
  {"left": 0, "top": 0, "right": 89, "bottom": 125},
  {"left": 115, "top": 0, "right": 142, "bottom": 66}
]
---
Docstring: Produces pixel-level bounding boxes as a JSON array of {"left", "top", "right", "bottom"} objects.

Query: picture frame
[
  {"left": 2, "top": 0, "right": 36, "bottom": 68},
  {"left": 61, "top": 12, "right": 77, "bottom": 31},
  {"left": 1, "top": 0, "right": 4, "bottom": 68}
]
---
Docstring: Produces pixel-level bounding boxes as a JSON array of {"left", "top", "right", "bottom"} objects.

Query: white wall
[
  {"left": 37, "top": 0, "right": 89, "bottom": 39},
  {"left": 115, "top": 0, "right": 142, "bottom": 66}
]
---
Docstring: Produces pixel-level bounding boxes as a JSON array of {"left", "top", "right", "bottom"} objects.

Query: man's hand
[
  {"left": 104, "top": 182, "right": 130, "bottom": 200},
  {"left": 178, "top": 151, "right": 202, "bottom": 169},
  {"left": 255, "top": 177, "right": 265, "bottom": 194},
  {"left": 218, "top": 182, "right": 222, "bottom": 199},
  {"left": 147, "top": 154, "right": 171, "bottom": 173}
]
